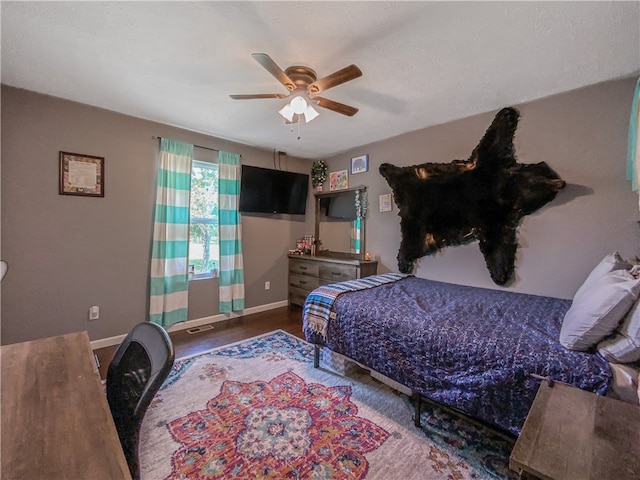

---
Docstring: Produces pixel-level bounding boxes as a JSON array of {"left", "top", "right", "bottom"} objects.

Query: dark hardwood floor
[{"left": 94, "top": 306, "right": 305, "bottom": 380}]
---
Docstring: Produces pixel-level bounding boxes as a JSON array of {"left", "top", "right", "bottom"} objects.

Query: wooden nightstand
[{"left": 510, "top": 381, "right": 640, "bottom": 480}]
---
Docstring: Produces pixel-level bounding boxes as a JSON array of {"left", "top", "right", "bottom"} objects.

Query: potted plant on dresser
[{"left": 311, "top": 160, "right": 328, "bottom": 192}]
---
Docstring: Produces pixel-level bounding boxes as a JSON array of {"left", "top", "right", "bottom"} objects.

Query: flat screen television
[{"left": 239, "top": 165, "right": 309, "bottom": 215}]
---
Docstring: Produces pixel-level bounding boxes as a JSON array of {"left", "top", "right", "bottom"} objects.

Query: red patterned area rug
[{"left": 139, "top": 330, "right": 517, "bottom": 479}]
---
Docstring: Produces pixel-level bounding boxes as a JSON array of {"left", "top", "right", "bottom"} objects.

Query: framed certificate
[
  {"left": 59, "top": 151, "right": 104, "bottom": 197},
  {"left": 379, "top": 193, "right": 393, "bottom": 212}
]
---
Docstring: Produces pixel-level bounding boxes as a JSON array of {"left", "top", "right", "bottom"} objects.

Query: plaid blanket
[{"left": 302, "top": 273, "right": 408, "bottom": 340}]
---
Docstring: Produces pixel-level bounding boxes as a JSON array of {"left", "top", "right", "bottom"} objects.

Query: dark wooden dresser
[{"left": 288, "top": 254, "right": 378, "bottom": 307}]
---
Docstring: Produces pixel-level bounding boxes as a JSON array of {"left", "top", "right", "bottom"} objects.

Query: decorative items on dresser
[
  {"left": 311, "top": 160, "right": 328, "bottom": 192},
  {"left": 288, "top": 255, "right": 378, "bottom": 306}
]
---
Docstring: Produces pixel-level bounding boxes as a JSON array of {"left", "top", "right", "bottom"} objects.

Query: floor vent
[{"left": 186, "top": 324, "right": 215, "bottom": 335}]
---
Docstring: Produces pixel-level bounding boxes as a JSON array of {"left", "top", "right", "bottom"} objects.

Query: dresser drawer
[
  {"left": 288, "top": 255, "right": 377, "bottom": 308},
  {"left": 319, "top": 263, "right": 357, "bottom": 282},
  {"left": 289, "top": 286, "right": 310, "bottom": 307},
  {"left": 289, "top": 273, "right": 320, "bottom": 291},
  {"left": 289, "top": 259, "right": 320, "bottom": 277}
]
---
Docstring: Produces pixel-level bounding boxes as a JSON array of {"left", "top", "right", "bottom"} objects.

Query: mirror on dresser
[
  {"left": 314, "top": 185, "right": 367, "bottom": 260},
  {"left": 288, "top": 185, "right": 376, "bottom": 307}
]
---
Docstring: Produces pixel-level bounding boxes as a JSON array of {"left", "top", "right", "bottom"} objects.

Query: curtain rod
[{"left": 152, "top": 136, "right": 221, "bottom": 153}]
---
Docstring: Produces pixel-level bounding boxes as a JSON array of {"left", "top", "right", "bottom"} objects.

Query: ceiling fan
[{"left": 230, "top": 53, "right": 362, "bottom": 121}]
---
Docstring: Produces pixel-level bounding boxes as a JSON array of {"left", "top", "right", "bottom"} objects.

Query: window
[{"left": 188, "top": 160, "right": 219, "bottom": 279}]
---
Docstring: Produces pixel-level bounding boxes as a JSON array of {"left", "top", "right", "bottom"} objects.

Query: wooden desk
[
  {"left": 1, "top": 331, "right": 132, "bottom": 479},
  {"left": 510, "top": 381, "right": 640, "bottom": 480}
]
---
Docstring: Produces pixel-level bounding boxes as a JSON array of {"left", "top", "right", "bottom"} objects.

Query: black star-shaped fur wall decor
[{"left": 379, "top": 107, "right": 566, "bottom": 285}]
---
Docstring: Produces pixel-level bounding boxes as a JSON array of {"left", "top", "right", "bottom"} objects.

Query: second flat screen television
[{"left": 239, "top": 165, "right": 309, "bottom": 215}]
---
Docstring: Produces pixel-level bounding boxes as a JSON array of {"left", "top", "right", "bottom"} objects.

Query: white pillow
[
  {"left": 598, "top": 299, "right": 640, "bottom": 363},
  {"left": 560, "top": 269, "right": 640, "bottom": 351},
  {"left": 573, "top": 252, "right": 631, "bottom": 300}
]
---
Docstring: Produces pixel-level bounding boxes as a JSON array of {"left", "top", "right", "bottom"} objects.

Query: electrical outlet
[
  {"left": 265, "top": 281, "right": 270, "bottom": 290},
  {"left": 89, "top": 305, "right": 100, "bottom": 320}
]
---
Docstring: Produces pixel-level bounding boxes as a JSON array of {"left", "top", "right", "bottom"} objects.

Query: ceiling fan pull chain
[{"left": 297, "top": 115, "right": 301, "bottom": 140}]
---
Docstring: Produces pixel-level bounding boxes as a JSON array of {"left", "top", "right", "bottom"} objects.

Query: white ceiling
[{"left": 2, "top": 1, "right": 639, "bottom": 159}]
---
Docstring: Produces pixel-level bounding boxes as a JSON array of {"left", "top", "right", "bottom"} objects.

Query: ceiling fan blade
[
  {"left": 314, "top": 97, "right": 359, "bottom": 116},
  {"left": 229, "top": 93, "right": 288, "bottom": 100},
  {"left": 307, "top": 65, "right": 362, "bottom": 96},
  {"left": 251, "top": 53, "right": 296, "bottom": 92}
]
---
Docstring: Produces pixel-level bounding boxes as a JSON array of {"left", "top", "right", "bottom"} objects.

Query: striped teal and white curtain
[
  {"left": 149, "top": 139, "right": 193, "bottom": 327},
  {"left": 350, "top": 188, "right": 367, "bottom": 253},
  {"left": 350, "top": 218, "right": 361, "bottom": 253},
  {"left": 218, "top": 151, "right": 245, "bottom": 313},
  {"left": 627, "top": 76, "right": 640, "bottom": 211}
]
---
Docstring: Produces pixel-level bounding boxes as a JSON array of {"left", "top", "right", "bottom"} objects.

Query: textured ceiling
[{"left": 2, "top": 1, "right": 639, "bottom": 159}]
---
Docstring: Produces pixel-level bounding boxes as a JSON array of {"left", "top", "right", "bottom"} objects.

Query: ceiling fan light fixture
[
  {"left": 278, "top": 103, "right": 295, "bottom": 122},
  {"left": 290, "top": 96, "right": 307, "bottom": 114},
  {"left": 303, "top": 104, "right": 319, "bottom": 123},
  {"left": 279, "top": 96, "right": 319, "bottom": 124}
]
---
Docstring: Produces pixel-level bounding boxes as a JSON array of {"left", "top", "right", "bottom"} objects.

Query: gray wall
[
  {"left": 1, "top": 86, "right": 314, "bottom": 345},
  {"left": 323, "top": 77, "right": 639, "bottom": 299},
  {"left": 3, "top": 77, "right": 639, "bottom": 345}
]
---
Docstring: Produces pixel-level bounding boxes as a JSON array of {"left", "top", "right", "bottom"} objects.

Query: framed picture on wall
[
  {"left": 329, "top": 170, "right": 348, "bottom": 190},
  {"left": 379, "top": 193, "right": 393, "bottom": 212},
  {"left": 350, "top": 154, "right": 369, "bottom": 174},
  {"left": 59, "top": 151, "right": 104, "bottom": 197}
]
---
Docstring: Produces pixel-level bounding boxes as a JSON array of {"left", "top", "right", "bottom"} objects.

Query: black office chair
[{"left": 106, "top": 322, "right": 175, "bottom": 479}]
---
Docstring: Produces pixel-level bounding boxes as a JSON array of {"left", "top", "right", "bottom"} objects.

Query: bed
[{"left": 302, "top": 273, "right": 622, "bottom": 436}]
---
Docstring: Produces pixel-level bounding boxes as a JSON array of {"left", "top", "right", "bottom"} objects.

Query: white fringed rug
[{"left": 139, "top": 330, "right": 517, "bottom": 479}]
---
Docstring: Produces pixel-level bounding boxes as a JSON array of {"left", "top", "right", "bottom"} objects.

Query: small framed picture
[
  {"left": 379, "top": 193, "right": 393, "bottom": 212},
  {"left": 329, "top": 170, "right": 349, "bottom": 190},
  {"left": 350, "top": 154, "right": 369, "bottom": 174},
  {"left": 59, "top": 151, "right": 104, "bottom": 197}
]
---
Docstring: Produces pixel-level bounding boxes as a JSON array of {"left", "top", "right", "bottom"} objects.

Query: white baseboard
[{"left": 90, "top": 300, "right": 289, "bottom": 350}]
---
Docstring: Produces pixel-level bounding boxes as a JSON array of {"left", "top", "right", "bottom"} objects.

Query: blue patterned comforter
[{"left": 303, "top": 276, "right": 612, "bottom": 435}]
